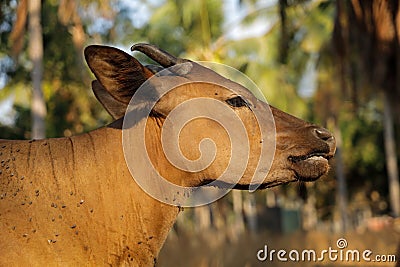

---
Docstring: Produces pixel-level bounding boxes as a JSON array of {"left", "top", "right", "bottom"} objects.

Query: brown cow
[{"left": 0, "top": 44, "right": 335, "bottom": 266}]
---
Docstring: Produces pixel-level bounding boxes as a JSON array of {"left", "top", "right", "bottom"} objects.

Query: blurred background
[{"left": 0, "top": 0, "right": 399, "bottom": 266}]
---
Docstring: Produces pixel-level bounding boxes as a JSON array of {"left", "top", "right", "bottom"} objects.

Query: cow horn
[{"left": 131, "top": 43, "right": 187, "bottom": 67}]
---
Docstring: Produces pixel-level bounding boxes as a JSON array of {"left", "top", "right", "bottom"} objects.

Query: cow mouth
[{"left": 288, "top": 151, "right": 333, "bottom": 182}]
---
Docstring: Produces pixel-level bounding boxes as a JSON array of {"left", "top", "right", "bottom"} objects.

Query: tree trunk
[
  {"left": 243, "top": 193, "right": 257, "bottom": 232},
  {"left": 28, "top": 0, "right": 46, "bottom": 139},
  {"left": 200, "top": 0, "right": 211, "bottom": 47},
  {"left": 382, "top": 90, "right": 400, "bottom": 217},
  {"left": 58, "top": 0, "right": 86, "bottom": 82},
  {"left": 278, "top": 0, "right": 289, "bottom": 63},
  {"left": 194, "top": 205, "right": 211, "bottom": 231},
  {"left": 302, "top": 189, "right": 318, "bottom": 231},
  {"left": 9, "top": 0, "right": 27, "bottom": 58},
  {"left": 232, "top": 190, "right": 244, "bottom": 234},
  {"left": 331, "top": 118, "right": 348, "bottom": 232}
]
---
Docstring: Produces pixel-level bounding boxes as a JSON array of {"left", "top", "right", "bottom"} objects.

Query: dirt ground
[{"left": 157, "top": 227, "right": 399, "bottom": 267}]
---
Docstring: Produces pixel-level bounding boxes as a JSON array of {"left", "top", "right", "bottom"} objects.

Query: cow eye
[{"left": 226, "top": 96, "right": 249, "bottom": 108}]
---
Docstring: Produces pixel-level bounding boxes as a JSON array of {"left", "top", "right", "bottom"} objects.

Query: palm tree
[{"left": 28, "top": 0, "right": 46, "bottom": 139}]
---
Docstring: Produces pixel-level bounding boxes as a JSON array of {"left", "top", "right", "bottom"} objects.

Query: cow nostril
[{"left": 313, "top": 128, "right": 334, "bottom": 142}]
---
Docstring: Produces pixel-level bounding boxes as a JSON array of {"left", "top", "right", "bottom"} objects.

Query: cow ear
[
  {"left": 91, "top": 80, "right": 127, "bottom": 119},
  {"left": 84, "top": 45, "right": 153, "bottom": 105}
]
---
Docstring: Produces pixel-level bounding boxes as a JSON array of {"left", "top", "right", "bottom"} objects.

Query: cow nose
[{"left": 313, "top": 127, "right": 335, "bottom": 145}]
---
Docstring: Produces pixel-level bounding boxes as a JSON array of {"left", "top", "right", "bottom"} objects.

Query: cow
[{"left": 0, "top": 43, "right": 336, "bottom": 266}]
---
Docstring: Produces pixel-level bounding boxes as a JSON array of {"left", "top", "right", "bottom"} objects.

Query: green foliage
[
  {"left": 0, "top": 104, "right": 30, "bottom": 139},
  {"left": 340, "top": 103, "right": 386, "bottom": 187},
  {"left": 1, "top": 0, "right": 113, "bottom": 139},
  {"left": 122, "top": 0, "right": 223, "bottom": 56}
]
